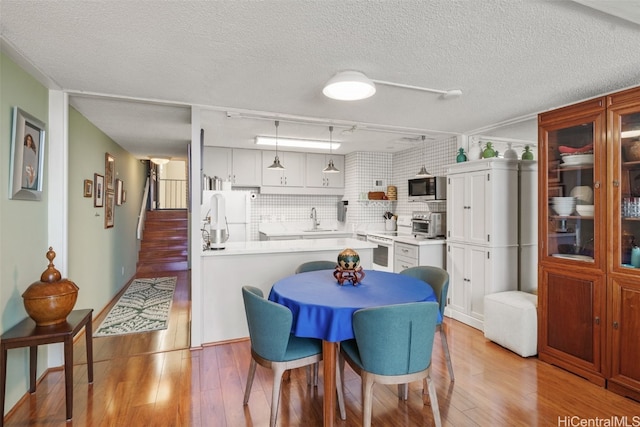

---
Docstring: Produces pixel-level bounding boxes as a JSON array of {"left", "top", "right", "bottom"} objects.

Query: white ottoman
[{"left": 484, "top": 291, "right": 538, "bottom": 357}]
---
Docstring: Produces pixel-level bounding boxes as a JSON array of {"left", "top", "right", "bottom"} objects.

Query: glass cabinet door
[
  {"left": 613, "top": 104, "right": 640, "bottom": 270},
  {"left": 540, "top": 100, "right": 605, "bottom": 266}
]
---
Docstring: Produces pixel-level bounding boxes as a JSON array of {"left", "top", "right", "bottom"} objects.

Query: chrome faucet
[{"left": 310, "top": 207, "right": 319, "bottom": 230}]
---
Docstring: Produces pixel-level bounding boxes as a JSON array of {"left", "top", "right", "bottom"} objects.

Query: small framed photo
[
  {"left": 116, "top": 179, "right": 123, "bottom": 205},
  {"left": 94, "top": 174, "right": 104, "bottom": 207},
  {"left": 9, "top": 107, "right": 46, "bottom": 201},
  {"left": 83, "top": 179, "right": 93, "bottom": 197},
  {"left": 105, "top": 191, "right": 115, "bottom": 228},
  {"left": 105, "top": 153, "right": 115, "bottom": 191}
]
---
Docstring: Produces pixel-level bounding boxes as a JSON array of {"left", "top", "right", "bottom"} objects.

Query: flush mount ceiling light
[
  {"left": 267, "top": 120, "right": 285, "bottom": 170},
  {"left": 322, "top": 70, "right": 377, "bottom": 101},
  {"left": 415, "top": 136, "right": 433, "bottom": 178},
  {"left": 322, "top": 70, "right": 462, "bottom": 101},
  {"left": 323, "top": 126, "right": 340, "bottom": 173},
  {"left": 150, "top": 157, "right": 170, "bottom": 165}
]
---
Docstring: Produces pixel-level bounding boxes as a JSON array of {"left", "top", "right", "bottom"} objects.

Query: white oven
[{"left": 366, "top": 232, "right": 395, "bottom": 272}]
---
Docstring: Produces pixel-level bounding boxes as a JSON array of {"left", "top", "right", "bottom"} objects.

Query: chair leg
[
  {"left": 440, "top": 325, "right": 455, "bottom": 382},
  {"left": 336, "top": 352, "right": 346, "bottom": 420},
  {"left": 425, "top": 374, "right": 442, "bottom": 427},
  {"left": 361, "top": 373, "right": 375, "bottom": 427},
  {"left": 243, "top": 358, "right": 257, "bottom": 405},
  {"left": 397, "top": 383, "right": 408, "bottom": 400},
  {"left": 270, "top": 365, "right": 286, "bottom": 427},
  {"left": 314, "top": 362, "right": 319, "bottom": 386}
]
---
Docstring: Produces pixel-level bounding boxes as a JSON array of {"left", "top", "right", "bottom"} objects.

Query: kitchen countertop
[
  {"left": 202, "top": 237, "right": 376, "bottom": 256},
  {"left": 393, "top": 236, "right": 447, "bottom": 246}
]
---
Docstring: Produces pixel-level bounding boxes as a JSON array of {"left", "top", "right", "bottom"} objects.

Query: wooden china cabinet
[{"left": 538, "top": 86, "right": 640, "bottom": 400}]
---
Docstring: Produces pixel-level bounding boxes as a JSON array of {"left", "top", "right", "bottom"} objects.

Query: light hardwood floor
[{"left": 3, "top": 269, "right": 640, "bottom": 426}]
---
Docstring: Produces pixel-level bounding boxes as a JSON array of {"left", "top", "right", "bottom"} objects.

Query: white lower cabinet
[
  {"left": 393, "top": 241, "right": 446, "bottom": 273},
  {"left": 445, "top": 241, "right": 517, "bottom": 331}
]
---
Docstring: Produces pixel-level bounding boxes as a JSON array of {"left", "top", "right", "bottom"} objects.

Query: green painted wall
[
  {"left": 68, "top": 107, "right": 146, "bottom": 309},
  {"left": 0, "top": 52, "right": 146, "bottom": 417},
  {"left": 0, "top": 51, "right": 50, "bottom": 416}
]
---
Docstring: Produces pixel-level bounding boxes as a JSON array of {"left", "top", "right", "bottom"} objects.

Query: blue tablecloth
[{"left": 268, "top": 269, "right": 439, "bottom": 342}]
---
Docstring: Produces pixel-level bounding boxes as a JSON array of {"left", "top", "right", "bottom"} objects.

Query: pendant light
[
  {"left": 323, "top": 125, "right": 340, "bottom": 173},
  {"left": 267, "top": 120, "right": 285, "bottom": 170},
  {"left": 415, "top": 135, "right": 432, "bottom": 177}
]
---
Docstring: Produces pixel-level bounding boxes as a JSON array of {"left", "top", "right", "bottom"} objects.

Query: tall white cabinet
[{"left": 445, "top": 159, "right": 520, "bottom": 330}]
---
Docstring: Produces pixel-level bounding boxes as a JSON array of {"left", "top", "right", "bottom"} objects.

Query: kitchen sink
[{"left": 303, "top": 228, "right": 338, "bottom": 232}]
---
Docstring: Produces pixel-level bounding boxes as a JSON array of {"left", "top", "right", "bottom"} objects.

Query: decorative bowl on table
[
  {"left": 335, "top": 248, "right": 365, "bottom": 286},
  {"left": 338, "top": 248, "right": 360, "bottom": 270}
]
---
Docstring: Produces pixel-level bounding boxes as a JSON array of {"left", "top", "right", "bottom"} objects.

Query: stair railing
[{"left": 137, "top": 177, "right": 150, "bottom": 240}]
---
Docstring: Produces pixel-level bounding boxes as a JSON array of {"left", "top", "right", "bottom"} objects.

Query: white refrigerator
[{"left": 201, "top": 190, "right": 251, "bottom": 243}]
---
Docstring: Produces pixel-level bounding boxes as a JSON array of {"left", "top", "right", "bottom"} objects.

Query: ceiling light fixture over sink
[
  {"left": 267, "top": 120, "right": 285, "bottom": 170},
  {"left": 323, "top": 70, "right": 462, "bottom": 101},
  {"left": 323, "top": 126, "right": 340, "bottom": 173}
]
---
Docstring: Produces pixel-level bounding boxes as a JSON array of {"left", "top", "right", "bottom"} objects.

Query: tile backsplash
[{"left": 239, "top": 135, "right": 459, "bottom": 240}]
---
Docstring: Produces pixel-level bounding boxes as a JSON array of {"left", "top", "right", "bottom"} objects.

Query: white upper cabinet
[
  {"left": 305, "top": 154, "right": 345, "bottom": 189},
  {"left": 203, "top": 147, "right": 261, "bottom": 187},
  {"left": 231, "top": 149, "right": 262, "bottom": 187},
  {"left": 261, "top": 151, "right": 305, "bottom": 187},
  {"left": 203, "top": 147, "right": 232, "bottom": 181},
  {"left": 447, "top": 159, "right": 519, "bottom": 247}
]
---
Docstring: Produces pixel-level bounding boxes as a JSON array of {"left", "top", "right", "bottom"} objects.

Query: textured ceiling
[{"left": 1, "top": 0, "right": 639, "bottom": 158}]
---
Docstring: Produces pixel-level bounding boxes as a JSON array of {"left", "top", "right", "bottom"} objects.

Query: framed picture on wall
[
  {"left": 105, "top": 191, "right": 115, "bottom": 228},
  {"left": 116, "top": 179, "right": 123, "bottom": 205},
  {"left": 83, "top": 179, "right": 93, "bottom": 197},
  {"left": 94, "top": 173, "right": 104, "bottom": 207},
  {"left": 9, "top": 107, "right": 46, "bottom": 201},
  {"left": 105, "top": 153, "right": 115, "bottom": 191}
]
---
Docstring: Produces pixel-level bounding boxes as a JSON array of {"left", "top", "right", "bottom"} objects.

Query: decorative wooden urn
[{"left": 22, "top": 247, "right": 79, "bottom": 326}]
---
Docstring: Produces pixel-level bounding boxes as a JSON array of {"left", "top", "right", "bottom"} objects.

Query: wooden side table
[{"left": 0, "top": 309, "right": 93, "bottom": 425}]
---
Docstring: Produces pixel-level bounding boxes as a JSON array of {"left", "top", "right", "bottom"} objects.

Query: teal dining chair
[
  {"left": 400, "top": 265, "right": 455, "bottom": 381},
  {"left": 293, "top": 260, "right": 336, "bottom": 383},
  {"left": 337, "top": 301, "right": 442, "bottom": 427},
  {"left": 241, "top": 286, "right": 323, "bottom": 427},
  {"left": 294, "top": 260, "right": 337, "bottom": 274}
]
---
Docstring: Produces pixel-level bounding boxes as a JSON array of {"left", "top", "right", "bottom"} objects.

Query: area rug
[{"left": 95, "top": 276, "right": 177, "bottom": 337}]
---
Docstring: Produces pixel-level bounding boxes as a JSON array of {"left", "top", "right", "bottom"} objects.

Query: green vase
[
  {"left": 482, "top": 142, "right": 496, "bottom": 159},
  {"left": 522, "top": 145, "right": 534, "bottom": 160},
  {"left": 456, "top": 148, "right": 467, "bottom": 163}
]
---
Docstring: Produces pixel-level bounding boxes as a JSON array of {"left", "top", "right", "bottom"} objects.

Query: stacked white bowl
[{"left": 551, "top": 196, "right": 577, "bottom": 216}]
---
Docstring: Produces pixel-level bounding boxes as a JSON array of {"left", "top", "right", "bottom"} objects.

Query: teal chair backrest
[
  {"left": 295, "top": 260, "right": 336, "bottom": 274},
  {"left": 352, "top": 302, "right": 439, "bottom": 376},
  {"left": 400, "top": 266, "right": 449, "bottom": 320},
  {"left": 242, "top": 286, "right": 292, "bottom": 361}
]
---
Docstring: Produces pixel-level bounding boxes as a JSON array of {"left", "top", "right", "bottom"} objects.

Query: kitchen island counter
[
  {"left": 198, "top": 238, "right": 375, "bottom": 344},
  {"left": 210, "top": 236, "right": 359, "bottom": 253}
]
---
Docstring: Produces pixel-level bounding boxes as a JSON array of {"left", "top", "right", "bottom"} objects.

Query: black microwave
[{"left": 408, "top": 176, "right": 447, "bottom": 201}]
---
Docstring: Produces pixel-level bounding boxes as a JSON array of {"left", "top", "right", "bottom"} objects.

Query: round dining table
[{"left": 268, "top": 269, "right": 438, "bottom": 427}]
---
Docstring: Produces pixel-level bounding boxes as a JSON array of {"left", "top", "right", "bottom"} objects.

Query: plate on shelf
[
  {"left": 551, "top": 253, "right": 594, "bottom": 261},
  {"left": 560, "top": 153, "right": 594, "bottom": 166}
]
